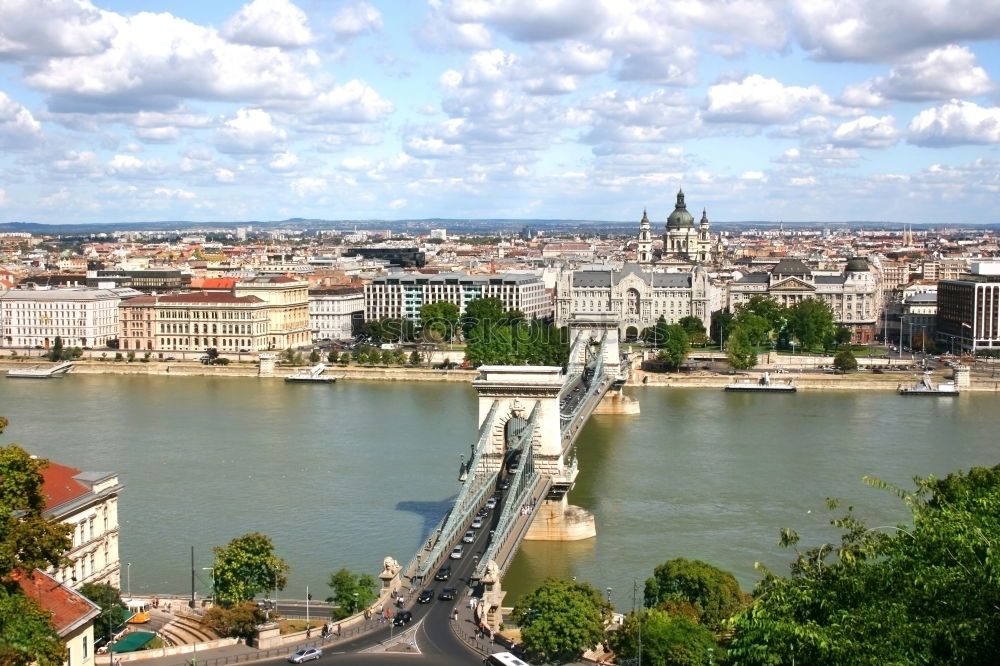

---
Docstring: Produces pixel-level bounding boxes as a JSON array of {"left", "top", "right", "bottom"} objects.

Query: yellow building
[{"left": 234, "top": 276, "right": 311, "bottom": 350}]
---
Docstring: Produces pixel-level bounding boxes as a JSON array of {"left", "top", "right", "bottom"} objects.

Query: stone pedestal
[
  {"left": 254, "top": 622, "right": 281, "bottom": 649},
  {"left": 524, "top": 496, "right": 596, "bottom": 541},
  {"left": 479, "top": 560, "right": 507, "bottom": 632},
  {"left": 258, "top": 353, "right": 275, "bottom": 376},
  {"left": 592, "top": 389, "right": 640, "bottom": 415},
  {"left": 954, "top": 365, "right": 971, "bottom": 388}
]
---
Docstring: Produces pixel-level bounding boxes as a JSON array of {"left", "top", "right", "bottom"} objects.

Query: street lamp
[
  {"left": 606, "top": 587, "right": 612, "bottom": 605},
  {"left": 126, "top": 562, "right": 131, "bottom": 600}
]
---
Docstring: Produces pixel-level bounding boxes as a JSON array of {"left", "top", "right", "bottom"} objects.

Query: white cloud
[
  {"left": 106, "top": 154, "right": 167, "bottom": 177},
  {"left": 269, "top": 151, "right": 299, "bottom": 171},
  {"left": 405, "top": 136, "right": 463, "bottom": 158},
  {"left": 445, "top": 0, "right": 608, "bottom": 42},
  {"left": 0, "top": 188, "right": 6, "bottom": 206},
  {"left": 791, "top": 0, "right": 1000, "bottom": 62},
  {"left": 882, "top": 45, "right": 993, "bottom": 101},
  {"left": 0, "top": 0, "right": 117, "bottom": 59},
  {"left": 135, "top": 126, "right": 180, "bottom": 142},
  {"left": 330, "top": 2, "right": 383, "bottom": 41},
  {"left": 214, "top": 108, "right": 287, "bottom": 154},
  {"left": 839, "top": 80, "right": 886, "bottom": 108},
  {"left": 0, "top": 92, "right": 43, "bottom": 149},
  {"left": 223, "top": 0, "right": 314, "bottom": 48},
  {"left": 388, "top": 198, "right": 406, "bottom": 210},
  {"left": 832, "top": 115, "right": 901, "bottom": 148},
  {"left": 704, "top": 74, "right": 849, "bottom": 124},
  {"left": 908, "top": 99, "right": 1000, "bottom": 147},
  {"left": 215, "top": 168, "right": 236, "bottom": 183},
  {"left": 617, "top": 47, "right": 697, "bottom": 86},
  {"left": 340, "top": 157, "right": 372, "bottom": 171},
  {"left": 51, "top": 150, "right": 101, "bottom": 177},
  {"left": 291, "top": 177, "right": 327, "bottom": 197},
  {"left": 153, "top": 187, "right": 195, "bottom": 199},
  {"left": 299, "top": 80, "right": 394, "bottom": 124}
]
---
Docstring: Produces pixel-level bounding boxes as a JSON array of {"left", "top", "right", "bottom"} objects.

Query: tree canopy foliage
[
  {"left": 787, "top": 298, "right": 836, "bottom": 351},
  {"left": 511, "top": 577, "right": 610, "bottom": 663},
  {"left": 419, "top": 301, "right": 460, "bottom": 342},
  {"left": 211, "top": 533, "right": 289, "bottom": 606},
  {"left": 612, "top": 608, "right": 720, "bottom": 666},
  {"left": 728, "top": 465, "right": 1000, "bottom": 665},
  {"left": 833, "top": 349, "right": 858, "bottom": 372},
  {"left": 79, "top": 583, "right": 127, "bottom": 645},
  {"left": 326, "top": 568, "right": 377, "bottom": 620},
  {"left": 726, "top": 327, "right": 758, "bottom": 371},
  {"left": 656, "top": 324, "right": 691, "bottom": 371},
  {"left": 0, "top": 420, "right": 73, "bottom": 666},
  {"left": 645, "top": 558, "right": 749, "bottom": 630},
  {"left": 203, "top": 602, "right": 266, "bottom": 640}
]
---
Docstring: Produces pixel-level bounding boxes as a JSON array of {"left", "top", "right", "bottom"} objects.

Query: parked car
[
  {"left": 416, "top": 589, "right": 434, "bottom": 604},
  {"left": 392, "top": 610, "right": 413, "bottom": 626},
  {"left": 438, "top": 587, "right": 457, "bottom": 601},
  {"left": 450, "top": 544, "right": 464, "bottom": 559},
  {"left": 463, "top": 530, "right": 475, "bottom": 543},
  {"left": 471, "top": 516, "right": 484, "bottom": 529},
  {"left": 288, "top": 647, "right": 322, "bottom": 663},
  {"left": 434, "top": 565, "right": 451, "bottom": 581}
]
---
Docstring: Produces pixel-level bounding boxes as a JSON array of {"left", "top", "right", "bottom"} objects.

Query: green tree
[
  {"left": 787, "top": 298, "right": 835, "bottom": 351},
  {"left": 420, "top": 301, "right": 461, "bottom": 342},
  {"left": 644, "top": 558, "right": 748, "bottom": 629},
  {"left": 512, "top": 578, "right": 610, "bottom": 663},
  {"left": 206, "top": 347, "right": 219, "bottom": 361},
  {"left": 327, "top": 349, "right": 340, "bottom": 364},
  {"left": 0, "top": 428, "right": 73, "bottom": 666},
  {"left": 47, "top": 336, "right": 64, "bottom": 362},
  {"left": 738, "top": 295, "right": 787, "bottom": 334},
  {"left": 833, "top": 325, "right": 853, "bottom": 349},
  {"left": 211, "top": 533, "right": 289, "bottom": 606},
  {"left": 309, "top": 349, "right": 320, "bottom": 363},
  {"left": 408, "top": 350, "right": 422, "bottom": 366},
  {"left": 833, "top": 349, "right": 858, "bottom": 373},
  {"left": 657, "top": 324, "right": 690, "bottom": 371},
  {"left": 326, "top": 569, "right": 377, "bottom": 620},
  {"left": 612, "top": 608, "right": 720, "bottom": 666},
  {"left": 678, "top": 316, "right": 708, "bottom": 347},
  {"left": 726, "top": 327, "right": 758, "bottom": 371},
  {"left": 392, "top": 349, "right": 406, "bottom": 365},
  {"left": 732, "top": 311, "right": 771, "bottom": 348},
  {"left": 710, "top": 310, "right": 734, "bottom": 349},
  {"left": 79, "top": 583, "right": 127, "bottom": 646},
  {"left": 729, "top": 465, "right": 1000, "bottom": 665},
  {"left": 462, "top": 297, "right": 507, "bottom": 338}
]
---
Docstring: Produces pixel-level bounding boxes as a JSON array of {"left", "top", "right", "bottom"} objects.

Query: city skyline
[{"left": 0, "top": 0, "right": 999, "bottom": 225}]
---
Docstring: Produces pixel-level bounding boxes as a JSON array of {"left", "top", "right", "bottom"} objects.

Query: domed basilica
[{"left": 638, "top": 189, "right": 716, "bottom": 266}]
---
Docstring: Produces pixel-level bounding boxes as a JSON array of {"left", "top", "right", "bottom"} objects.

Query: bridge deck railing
[{"left": 414, "top": 400, "right": 501, "bottom": 580}]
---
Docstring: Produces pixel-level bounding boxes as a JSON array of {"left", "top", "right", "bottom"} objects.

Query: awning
[
  {"left": 124, "top": 598, "right": 148, "bottom": 610},
  {"left": 110, "top": 632, "right": 156, "bottom": 653}
]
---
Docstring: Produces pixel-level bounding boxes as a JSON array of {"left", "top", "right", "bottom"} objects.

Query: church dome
[
  {"left": 845, "top": 257, "right": 870, "bottom": 272},
  {"left": 666, "top": 189, "right": 695, "bottom": 229}
]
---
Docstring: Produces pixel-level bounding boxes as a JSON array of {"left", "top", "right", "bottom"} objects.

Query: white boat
[
  {"left": 6, "top": 361, "right": 74, "bottom": 378},
  {"left": 898, "top": 371, "right": 959, "bottom": 396},
  {"left": 724, "top": 371, "right": 796, "bottom": 393},
  {"left": 284, "top": 363, "right": 337, "bottom": 383}
]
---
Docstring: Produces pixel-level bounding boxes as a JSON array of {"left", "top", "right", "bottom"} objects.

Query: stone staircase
[{"left": 156, "top": 612, "right": 221, "bottom": 646}]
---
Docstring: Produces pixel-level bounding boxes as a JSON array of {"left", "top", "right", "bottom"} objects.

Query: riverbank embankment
[{"left": 3, "top": 359, "right": 999, "bottom": 391}]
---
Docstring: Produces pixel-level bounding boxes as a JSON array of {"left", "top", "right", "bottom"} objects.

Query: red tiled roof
[
  {"left": 158, "top": 292, "right": 264, "bottom": 304},
  {"left": 199, "top": 278, "right": 238, "bottom": 289},
  {"left": 14, "top": 569, "right": 100, "bottom": 636},
  {"left": 42, "top": 461, "right": 89, "bottom": 513}
]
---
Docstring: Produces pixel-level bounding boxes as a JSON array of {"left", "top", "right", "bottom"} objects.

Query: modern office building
[
  {"left": 0, "top": 287, "right": 130, "bottom": 349},
  {"left": 349, "top": 247, "right": 426, "bottom": 268},
  {"left": 309, "top": 287, "right": 364, "bottom": 340},
  {"left": 937, "top": 262, "right": 1000, "bottom": 353},
  {"left": 365, "top": 272, "right": 551, "bottom": 322}
]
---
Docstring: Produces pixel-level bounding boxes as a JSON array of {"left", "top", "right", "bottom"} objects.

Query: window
[{"left": 83, "top": 635, "right": 88, "bottom": 660}]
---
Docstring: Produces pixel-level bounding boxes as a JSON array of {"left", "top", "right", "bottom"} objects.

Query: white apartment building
[
  {"left": 309, "top": 287, "right": 364, "bottom": 340},
  {"left": 42, "top": 461, "right": 123, "bottom": 591},
  {"left": 0, "top": 287, "right": 129, "bottom": 349},
  {"left": 365, "top": 272, "right": 551, "bottom": 322}
]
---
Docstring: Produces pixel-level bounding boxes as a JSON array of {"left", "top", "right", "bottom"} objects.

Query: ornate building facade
[
  {"left": 638, "top": 189, "right": 716, "bottom": 266},
  {"left": 554, "top": 263, "right": 717, "bottom": 338}
]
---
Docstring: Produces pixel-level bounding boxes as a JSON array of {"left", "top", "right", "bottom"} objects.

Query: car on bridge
[
  {"left": 434, "top": 565, "right": 451, "bottom": 581},
  {"left": 471, "top": 516, "right": 485, "bottom": 529},
  {"left": 392, "top": 610, "right": 413, "bottom": 626},
  {"left": 485, "top": 497, "right": 498, "bottom": 510},
  {"left": 450, "top": 544, "right": 464, "bottom": 559},
  {"left": 288, "top": 647, "right": 322, "bottom": 663},
  {"left": 438, "top": 587, "right": 457, "bottom": 601},
  {"left": 463, "top": 530, "right": 476, "bottom": 543},
  {"left": 416, "top": 589, "right": 434, "bottom": 604}
]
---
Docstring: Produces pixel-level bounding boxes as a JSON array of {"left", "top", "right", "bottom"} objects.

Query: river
[{"left": 2, "top": 374, "right": 997, "bottom": 610}]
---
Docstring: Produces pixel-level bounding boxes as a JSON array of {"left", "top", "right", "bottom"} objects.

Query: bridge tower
[{"left": 472, "top": 366, "right": 596, "bottom": 541}]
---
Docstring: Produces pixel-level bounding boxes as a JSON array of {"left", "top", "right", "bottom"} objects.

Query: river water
[{"left": 2, "top": 374, "right": 997, "bottom": 610}]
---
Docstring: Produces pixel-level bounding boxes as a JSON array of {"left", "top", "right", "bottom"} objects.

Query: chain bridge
[{"left": 404, "top": 314, "right": 635, "bottom": 630}]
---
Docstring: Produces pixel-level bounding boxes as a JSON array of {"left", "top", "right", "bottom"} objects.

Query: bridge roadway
[{"left": 406, "top": 331, "right": 625, "bottom": 594}]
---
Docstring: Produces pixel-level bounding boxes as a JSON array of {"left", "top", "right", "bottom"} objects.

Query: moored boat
[
  {"left": 898, "top": 371, "right": 959, "bottom": 396},
  {"left": 724, "top": 371, "right": 796, "bottom": 393},
  {"left": 6, "top": 361, "right": 73, "bottom": 378},
  {"left": 284, "top": 362, "right": 337, "bottom": 383}
]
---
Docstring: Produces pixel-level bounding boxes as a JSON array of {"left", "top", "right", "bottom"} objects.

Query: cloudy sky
[{"left": 1, "top": 0, "right": 999, "bottom": 225}]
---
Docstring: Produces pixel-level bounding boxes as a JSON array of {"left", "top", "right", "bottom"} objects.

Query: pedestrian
[
  {"left": 306, "top": 627, "right": 311, "bottom": 638},
  {"left": 336, "top": 623, "right": 342, "bottom": 637},
  {"left": 364, "top": 608, "right": 371, "bottom": 622}
]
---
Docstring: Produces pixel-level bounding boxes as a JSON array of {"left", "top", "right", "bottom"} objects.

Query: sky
[{"left": 0, "top": 0, "right": 999, "bottom": 226}]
